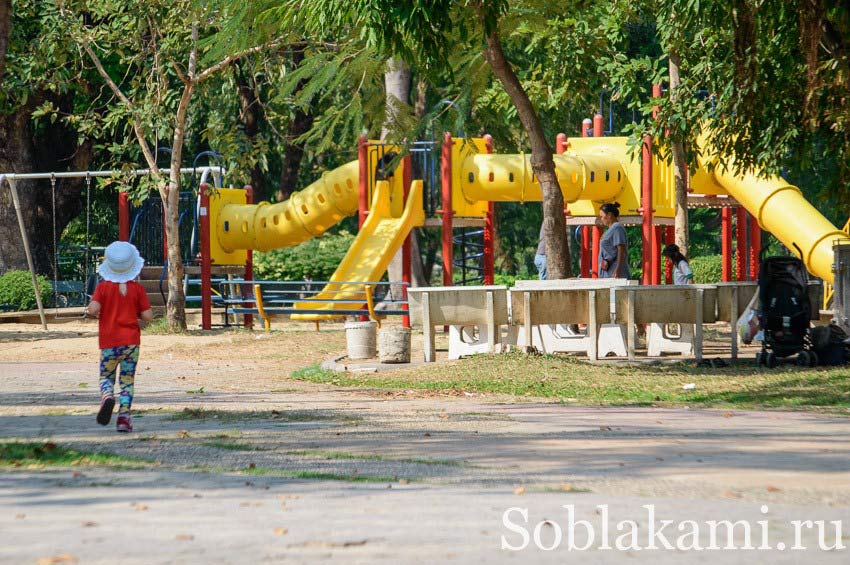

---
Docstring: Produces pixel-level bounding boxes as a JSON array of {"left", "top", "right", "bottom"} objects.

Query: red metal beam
[
  {"left": 483, "top": 134, "right": 495, "bottom": 285},
  {"left": 441, "top": 132, "right": 454, "bottom": 287},
  {"left": 401, "top": 155, "right": 412, "bottom": 328},
  {"left": 243, "top": 186, "right": 254, "bottom": 330},
  {"left": 749, "top": 213, "right": 761, "bottom": 281},
  {"left": 199, "top": 183, "right": 212, "bottom": 330},
  {"left": 735, "top": 207, "right": 747, "bottom": 281},
  {"left": 118, "top": 191, "right": 130, "bottom": 242},
  {"left": 721, "top": 207, "right": 732, "bottom": 282}
]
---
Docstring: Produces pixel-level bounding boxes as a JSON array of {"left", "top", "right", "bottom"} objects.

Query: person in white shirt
[{"left": 662, "top": 243, "right": 694, "bottom": 285}]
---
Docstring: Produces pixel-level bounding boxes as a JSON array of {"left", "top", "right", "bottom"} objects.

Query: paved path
[{"left": 1, "top": 344, "right": 849, "bottom": 562}]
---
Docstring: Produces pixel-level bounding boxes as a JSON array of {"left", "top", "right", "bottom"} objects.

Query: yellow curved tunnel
[{"left": 216, "top": 160, "right": 359, "bottom": 253}]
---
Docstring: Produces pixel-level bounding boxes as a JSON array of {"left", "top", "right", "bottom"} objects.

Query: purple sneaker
[
  {"left": 96, "top": 396, "right": 115, "bottom": 426},
  {"left": 116, "top": 414, "right": 133, "bottom": 433}
]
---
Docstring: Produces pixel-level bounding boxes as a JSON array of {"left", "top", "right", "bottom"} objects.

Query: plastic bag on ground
[{"left": 736, "top": 291, "right": 762, "bottom": 345}]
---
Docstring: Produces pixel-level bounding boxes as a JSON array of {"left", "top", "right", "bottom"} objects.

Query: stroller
[{"left": 755, "top": 253, "right": 815, "bottom": 368}]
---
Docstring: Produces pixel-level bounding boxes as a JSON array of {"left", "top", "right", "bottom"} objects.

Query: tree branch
[{"left": 194, "top": 39, "right": 284, "bottom": 83}]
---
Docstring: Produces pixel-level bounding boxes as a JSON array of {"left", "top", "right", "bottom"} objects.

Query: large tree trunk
[
  {"left": 479, "top": 23, "right": 571, "bottom": 278},
  {"left": 669, "top": 50, "right": 689, "bottom": 257},
  {"left": 0, "top": 0, "right": 10, "bottom": 79},
  {"left": 277, "top": 46, "right": 314, "bottom": 201},
  {"left": 0, "top": 95, "right": 92, "bottom": 276},
  {"left": 382, "top": 57, "right": 412, "bottom": 297},
  {"left": 236, "top": 62, "right": 267, "bottom": 200}
]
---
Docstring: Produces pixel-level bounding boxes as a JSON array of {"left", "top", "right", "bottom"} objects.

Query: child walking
[
  {"left": 86, "top": 241, "right": 153, "bottom": 432},
  {"left": 662, "top": 243, "right": 694, "bottom": 285}
]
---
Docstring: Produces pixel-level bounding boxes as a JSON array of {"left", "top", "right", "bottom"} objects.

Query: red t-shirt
[{"left": 91, "top": 281, "right": 152, "bottom": 349}]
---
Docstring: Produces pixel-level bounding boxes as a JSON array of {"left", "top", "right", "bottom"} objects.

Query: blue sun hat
[{"left": 97, "top": 241, "right": 145, "bottom": 283}]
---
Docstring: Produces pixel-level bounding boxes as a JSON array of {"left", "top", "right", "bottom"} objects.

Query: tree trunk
[
  {"left": 0, "top": 0, "right": 10, "bottom": 79},
  {"left": 277, "top": 46, "right": 314, "bottom": 201},
  {"left": 479, "top": 23, "right": 571, "bottom": 278},
  {"left": 382, "top": 57, "right": 412, "bottom": 297},
  {"left": 236, "top": 62, "right": 266, "bottom": 200},
  {"left": 0, "top": 95, "right": 92, "bottom": 276},
  {"left": 669, "top": 50, "right": 689, "bottom": 257}
]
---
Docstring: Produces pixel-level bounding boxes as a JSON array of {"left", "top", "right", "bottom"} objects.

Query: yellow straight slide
[{"left": 291, "top": 179, "right": 425, "bottom": 321}]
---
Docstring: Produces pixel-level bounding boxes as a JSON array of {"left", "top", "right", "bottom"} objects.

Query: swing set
[{"left": 0, "top": 165, "right": 224, "bottom": 329}]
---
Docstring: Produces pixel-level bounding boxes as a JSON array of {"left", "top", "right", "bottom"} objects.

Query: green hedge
[
  {"left": 0, "top": 270, "right": 53, "bottom": 311},
  {"left": 689, "top": 254, "right": 722, "bottom": 284},
  {"left": 254, "top": 231, "right": 355, "bottom": 281}
]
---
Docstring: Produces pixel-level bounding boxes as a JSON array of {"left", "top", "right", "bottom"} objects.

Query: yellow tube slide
[
  {"left": 459, "top": 152, "right": 625, "bottom": 204},
  {"left": 710, "top": 164, "right": 845, "bottom": 285},
  {"left": 216, "top": 160, "right": 359, "bottom": 252}
]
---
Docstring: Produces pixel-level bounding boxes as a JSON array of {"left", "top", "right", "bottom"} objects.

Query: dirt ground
[{"left": 1, "top": 320, "right": 849, "bottom": 563}]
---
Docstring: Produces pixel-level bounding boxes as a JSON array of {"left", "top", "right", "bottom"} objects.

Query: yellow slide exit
[{"left": 291, "top": 179, "right": 425, "bottom": 321}]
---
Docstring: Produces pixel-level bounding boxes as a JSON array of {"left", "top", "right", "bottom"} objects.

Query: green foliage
[
  {"left": 689, "top": 254, "right": 722, "bottom": 284},
  {"left": 0, "top": 270, "right": 52, "bottom": 311},
  {"left": 254, "top": 230, "right": 355, "bottom": 281}
]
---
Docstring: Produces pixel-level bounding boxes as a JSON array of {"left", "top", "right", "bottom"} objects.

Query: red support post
[
  {"left": 749, "top": 213, "right": 761, "bottom": 281},
  {"left": 593, "top": 113, "right": 604, "bottom": 138},
  {"left": 735, "top": 207, "right": 747, "bottom": 281},
  {"left": 243, "top": 186, "right": 254, "bottom": 329},
  {"left": 652, "top": 226, "right": 662, "bottom": 284},
  {"left": 401, "top": 156, "right": 412, "bottom": 328},
  {"left": 721, "top": 207, "right": 732, "bottom": 282},
  {"left": 591, "top": 118, "right": 604, "bottom": 278},
  {"left": 118, "top": 191, "right": 130, "bottom": 242},
  {"left": 441, "top": 132, "right": 454, "bottom": 287},
  {"left": 357, "top": 135, "right": 369, "bottom": 228},
  {"left": 199, "top": 183, "right": 212, "bottom": 330},
  {"left": 641, "top": 132, "right": 654, "bottom": 285},
  {"left": 483, "top": 134, "right": 495, "bottom": 285},
  {"left": 580, "top": 226, "right": 591, "bottom": 278}
]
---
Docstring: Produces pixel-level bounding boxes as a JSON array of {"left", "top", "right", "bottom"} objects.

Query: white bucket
[
  {"left": 379, "top": 326, "right": 412, "bottom": 364},
  {"left": 345, "top": 321, "right": 377, "bottom": 359}
]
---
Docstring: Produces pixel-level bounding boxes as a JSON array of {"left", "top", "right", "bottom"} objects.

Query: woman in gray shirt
[{"left": 597, "top": 202, "right": 630, "bottom": 278}]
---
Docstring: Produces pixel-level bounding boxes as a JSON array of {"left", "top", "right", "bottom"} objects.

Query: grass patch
[
  {"left": 0, "top": 442, "right": 151, "bottom": 469},
  {"left": 242, "top": 467, "right": 400, "bottom": 482},
  {"left": 290, "top": 355, "right": 850, "bottom": 411},
  {"left": 286, "top": 449, "right": 466, "bottom": 467},
  {"left": 201, "top": 441, "right": 267, "bottom": 451},
  {"left": 142, "top": 316, "right": 171, "bottom": 334}
]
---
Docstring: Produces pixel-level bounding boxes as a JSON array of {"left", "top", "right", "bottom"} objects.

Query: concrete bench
[
  {"left": 510, "top": 286, "right": 613, "bottom": 359},
  {"left": 511, "top": 278, "right": 635, "bottom": 357},
  {"left": 613, "top": 285, "right": 718, "bottom": 361},
  {"left": 407, "top": 286, "right": 509, "bottom": 362}
]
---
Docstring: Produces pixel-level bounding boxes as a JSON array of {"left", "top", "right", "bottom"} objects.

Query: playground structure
[{"left": 189, "top": 116, "right": 847, "bottom": 333}]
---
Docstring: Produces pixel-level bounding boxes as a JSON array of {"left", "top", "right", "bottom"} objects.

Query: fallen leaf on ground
[
  {"left": 133, "top": 504, "right": 149, "bottom": 511},
  {"left": 72, "top": 471, "right": 84, "bottom": 478},
  {"left": 273, "top": 528, "right": 288, "bottom": 535},
  {"left": 81, "top": 521, "right": 97, "bottom": 527},
  {"left": 423, "top": 433, "right": 431, "bottom": 437},
  {"left": 36, "top": 555, "right": 77, "bottom": 564},
  {"left": 723, "top": 411, "right": 734, "bottom": 418},
  {"left": 247, "top": 463, "right": 256, "bottom": 470},
  {"left": 176, "top": 534, "right": 194, "bottom": 541},
  {"left": 723, "top": 490, "right": 741, "bottom": 499},
  {"left": 398, "top": 479, "right": 409, "bottom": 485},
  {"left": 513, "top": 486, "right": 525, "bottom": 495},
  {"left": 15, "top": 513, "right": 25, "bottom": 519},
  {"left": 599, "top": 426, "right": 612, "bottom": 431},
  {"left": 767, "top": 485, "right": 781, "bottom": 493},
  {"left": 179, "top": 430, "right": 190, "bottom": 438}
]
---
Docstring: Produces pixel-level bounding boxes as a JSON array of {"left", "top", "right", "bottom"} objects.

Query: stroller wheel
[
  {"left": 797, "top": 351, "right": 810, "bottom": 367},
  {"left": 765, "top": 351, "right": 778, "bottom": 369},
  {"left": 755, "top": 352, "right": 763, "bottom": 367},
  {"left": 808, "top": 351, "right": 819, "bottom": 367}
]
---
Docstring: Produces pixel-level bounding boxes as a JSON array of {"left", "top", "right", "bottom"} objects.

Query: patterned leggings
[{"left": 99, "top": 345, "right": 139, "bottom": 416}]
